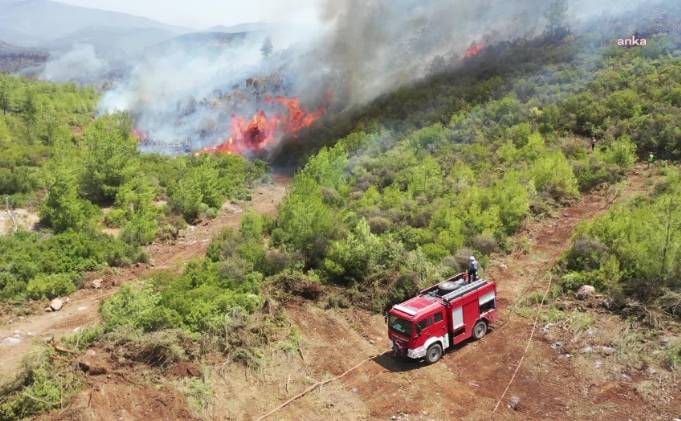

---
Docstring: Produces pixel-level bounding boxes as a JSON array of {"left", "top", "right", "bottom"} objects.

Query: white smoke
[
  {"left": 41, "top": 44, "right": 110, "bottom": 84},
  {"left": 93, "top": 0, "right": 652, "bottom": 154}
]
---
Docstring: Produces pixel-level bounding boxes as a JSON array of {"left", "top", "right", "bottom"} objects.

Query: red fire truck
[{"left": 387, "top": 273, "right": 498, "bottom": 364}]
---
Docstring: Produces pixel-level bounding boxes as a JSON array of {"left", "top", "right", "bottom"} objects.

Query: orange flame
[
  {"left": 464, "top": 42, "right": 485, "bottom": 59},
  {"left": 132, "top": 128, "right": 149, "bottom": 143},
  {"left": 201, "top": 95, "right": 326, "bottom": 155}
]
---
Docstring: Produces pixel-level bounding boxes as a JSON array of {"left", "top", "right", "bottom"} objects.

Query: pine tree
[
  {"left": 260, "top": 37, "right": 273, "bottom": 59},
  {"left": 545, "top": 0, "right": 569, "bottom": 39}
]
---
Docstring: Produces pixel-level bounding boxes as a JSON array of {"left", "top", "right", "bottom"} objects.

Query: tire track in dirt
[
  {"left": 0, "top": 177, "right": 289, "bottom": 386},
  {"left": 256, "top": 167, "right": 675, "bottom": 421}
]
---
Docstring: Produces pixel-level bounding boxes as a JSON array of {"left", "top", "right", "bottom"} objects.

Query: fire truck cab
[{"left": 387, "top": 273, "right": 498, "bottom": 364}]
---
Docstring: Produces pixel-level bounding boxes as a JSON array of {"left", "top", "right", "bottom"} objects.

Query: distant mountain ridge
[
  {"left": 154, "top": 31, "right": 250, "bottom": 47},
  {"left": 0, "top": 39, "right": 47, "bottom": 72},
  {"left": 0, "top": 0, "right": 188, "bottom": 52},
  {"left": 204, "top": 22, "right": 279, "bottom": 34},
  {"left": 0, "top": 1, "right": 288, "bottom": 81}
]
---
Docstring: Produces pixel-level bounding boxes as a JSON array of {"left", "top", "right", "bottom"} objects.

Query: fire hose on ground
[
  {"left": 255, "top": 273, "right": 552, "bottom": 420},
  {"left": 254, "top": 354, "right": 379, "bottom": 421}
]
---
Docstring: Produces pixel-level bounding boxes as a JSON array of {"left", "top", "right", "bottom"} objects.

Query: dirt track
[
  {"left": 0, "top": 177, "right": 289, "bottom": 386},
  {"left": 203, "top": 167, "right": 679, "bottom": 421}
]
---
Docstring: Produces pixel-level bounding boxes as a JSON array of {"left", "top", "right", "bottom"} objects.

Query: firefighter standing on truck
[{"left": 468, "top": 256, "right": 479, "bottom": 283}]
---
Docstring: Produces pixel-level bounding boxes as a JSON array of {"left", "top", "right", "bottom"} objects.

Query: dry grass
[
  {"left": 104, "top": 328, "right": 198, "bottom": 368},
  {"left": 202, "top": 350, "right": 368, "bottom": 421},
  {"left": 174, "top": 375, "right": 212, "bottom": 417}
]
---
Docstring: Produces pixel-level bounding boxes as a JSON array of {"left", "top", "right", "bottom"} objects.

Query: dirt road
[
  {"left": 0, "top": 177, "right": 289, "bottom": 386},
  {"left": 204, "top": 167, "right": 679, "bottom": 420}
]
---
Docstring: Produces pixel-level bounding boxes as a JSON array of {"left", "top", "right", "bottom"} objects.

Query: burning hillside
[
  {"left": 464, "top": 42, "right": 485, "bottom": 58},
  {"left": 96, "top": 0, "right": 650, "bottom": 160},
  {"left": 200, "top": 96, "right": 326, "bottom": 155}
]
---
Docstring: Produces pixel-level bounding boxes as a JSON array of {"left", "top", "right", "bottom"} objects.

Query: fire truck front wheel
[
  {"left": 473, "top": 320, "right": 488, "bottom": 340},
  {"left": 425, "top": 343, "right": 443, "bottom": 364}
]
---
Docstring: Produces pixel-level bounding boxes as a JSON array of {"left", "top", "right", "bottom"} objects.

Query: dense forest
[{"left": 2, "top": 6, "right": 681, "bottom": 417}]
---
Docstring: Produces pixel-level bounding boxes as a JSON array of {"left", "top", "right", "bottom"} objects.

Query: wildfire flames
[
  {"left": 464, "top": 42, "right": 485, "bottom": 59},
  {"left": 201, "top": 96, "right": 326, "bottom": 155},
  {"left": 132, "top": 128, "right": 149, "bottom": 143}
]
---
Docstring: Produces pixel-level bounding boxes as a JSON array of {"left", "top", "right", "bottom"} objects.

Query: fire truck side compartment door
[
  {"left": 461, "top": 301, "right": 480, "bottom": 340},
  {"left": 479, "top": 291, "right": 495, "bottom": 306},
  {"left": 452, "top": 307, "right": 464, "bottom": 331}
]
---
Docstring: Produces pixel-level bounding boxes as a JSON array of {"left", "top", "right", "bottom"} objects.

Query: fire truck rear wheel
[
  {"left": 425, "top": 343, "right": 443, "bottom": 364},
  {"left": 473, "top": 320, "right": 488, "bottom": 340}
]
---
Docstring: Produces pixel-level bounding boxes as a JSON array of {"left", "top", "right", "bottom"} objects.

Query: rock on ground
[
  {"left": 49, "top": 298, "right": 64, "bottom": 311},
  {"left": 575, "top": 285, "right": 596, "bottom": 300},
  {"left": 78, "top": 350, "right": 109, "bottom": 376}
]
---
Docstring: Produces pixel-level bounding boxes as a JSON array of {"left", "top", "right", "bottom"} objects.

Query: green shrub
[
  {"left": 665, "top": 339, "right": 681, "bottom": 371},
  {"left": 397, "top": 226, "right": 435, "bottom": 250},
  {"left": 168, "top": 174, "right": 206, "bottom": 222},
  {"left": 101, "top": 283, "right": 179, "bottom": 332},
  {"left": 26, "top": 273, "right": 76, "bottom": 299},
  {"left": 163, "top": 154, "right": 264, "bottom": 224},
  {"left": 492, "top": 174, "right": 531, "bottom": 235},
  {"left": 421, "top": 243, "right": 449, "bottom": 262},
  {"left": 0, "top": 166, "right": 37, "bottom": 195},
  {"left": 103, "top": 259, "right": 265, "bottom": 334},
  {"left": 603, "top": 135, "right": 637, "bottom": 170},
  {"left": 104, "top": 208, "right": 127, "bottom": 228},
  {"left": 239, "top": 211, "right": 270, "bottom": 240},
  {"left": 573, "top": 156, "right": 616, "bottom": 191},
  {"left": 168, "top": 161, "right": 224, "bottom": 223},
  {"left": 0, "top": 348, "right": 83, "bottom": 420},
  {"left": 669, "top": 87, "right": 681, "bottom": 107},
  {"left": 560, "top": 271, "right": 605, "bottom": 292},
  {"left": 62, "top": 325, "right": 104, "bottom": 351},
  {"left": 40, "top": 174, "right": 98, "bottom": 233},
  {"left": 105, "top": 328, "right": 196, "bottom": 367},
  {"left": 531, "top": 152, "right": 580, "bottom": 203},
  {"left": 606, "top": 89, "right": 641, "bottom": 119},
  {"left": 275, "top": 175, "right": 338, "bottom": 264},
  {"left": 80, "top": 115, "right": 139, "bottom": 204},
  {"left": 564, "top": 236, "right": 608, "bottom": 272},
  {"left": 0, "top": 230, "right": 141, "bottom": 301},
  {"left": 323, "top": 219, "right": 384, "bottom": 285},
  {"left": 1, "top": 276, "right": 28, "bottom": 300},
  {"left": 121, "top": 212, "right": 160, "bottom": 246},
  {"left": 111, "top": 177, "right": 161, "bottom": 245},
  {"left": 562, "top": 169, "right": 681, "bottom": 303}
]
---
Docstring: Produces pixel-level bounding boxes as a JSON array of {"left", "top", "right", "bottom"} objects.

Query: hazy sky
[{"left": 60, "top": 0, "right": 321, "bottom": 29}]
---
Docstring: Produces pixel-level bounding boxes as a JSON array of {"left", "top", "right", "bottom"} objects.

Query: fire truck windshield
[{"left": 388, "top": 314, "right": 412, "bottom": 336}]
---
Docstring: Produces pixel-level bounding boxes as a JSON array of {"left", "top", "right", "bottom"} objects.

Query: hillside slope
[
  {"left": 53, "top": 167, "right": 680, "bottom": 420},
  {"left": 0, "top": 177, "right": 288, "bottom": 387}
]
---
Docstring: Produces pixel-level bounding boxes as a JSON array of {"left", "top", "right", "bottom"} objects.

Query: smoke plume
[
  {"left": 94, "top": 0, "right": 649, "bottom": 155},
  {"left": 41, "top": 44, "right": 111, "bottom": 84}
]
